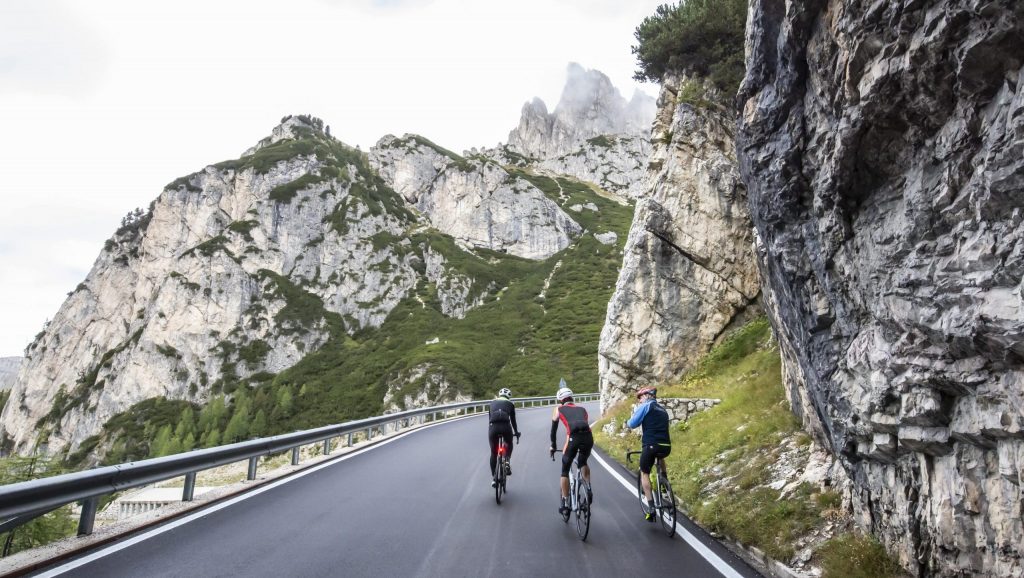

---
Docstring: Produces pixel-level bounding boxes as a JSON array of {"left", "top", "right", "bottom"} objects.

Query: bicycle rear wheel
[
  {"left": 496, "top": 463, "right": 506, "bottom": 504},
  {"left": 657, "top": 472, "right": 676, "bottom": 537},
  {"left": 495, "top": 445, "right": 506, "bottom": 505},
  {"left": 574, "top": 475, "right": 590, "bottom": 541}
]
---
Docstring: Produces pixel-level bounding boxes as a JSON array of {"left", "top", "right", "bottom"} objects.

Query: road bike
[
  {"left": 552, "top": 449, "right": 591, "bottom": 540},
  {"left": 627, "top": 448, "right": 676, "bottom": 537},
  {"left": 494, "top": 433, "right": 520, "bottom": 504}
]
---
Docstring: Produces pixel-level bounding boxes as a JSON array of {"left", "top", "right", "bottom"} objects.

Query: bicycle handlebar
[{"left": 625, "top": 450, "right": 642, "bottom": 465}]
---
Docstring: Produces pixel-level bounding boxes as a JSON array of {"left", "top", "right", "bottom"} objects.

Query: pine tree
[
  {"left": 151, "top": 424, "right": 173, "bottom": 457},
  {"left": 0, "top": 456, "right": 77, "bottom": 556},
  {"left": 250, "top": 409, "right": 268, "bottom": 438},
  {"left": 278, "top": 389, "right": 294, "bottom": 417},
  {"left": 223, "top": 410, "right": 248, "bottom": 443},
  {"left": 206, "top": 428, "right": 222, "bottom": 448}
]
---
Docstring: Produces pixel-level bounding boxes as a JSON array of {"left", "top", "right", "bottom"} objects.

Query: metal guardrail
[{"left": 0, "top": 393, "right": 599, "bottom": 537}]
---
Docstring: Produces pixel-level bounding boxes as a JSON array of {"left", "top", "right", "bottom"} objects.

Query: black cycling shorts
[
  {"left": 639, "top": 443, "right": 671, "bottom": 474},
  {"left": 561, "top": 431, "right": 594, "bottom": 477}
]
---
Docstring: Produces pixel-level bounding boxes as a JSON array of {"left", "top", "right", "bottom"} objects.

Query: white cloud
[{"left": 0, "top": 0, "right": 665, "bottom": 355}]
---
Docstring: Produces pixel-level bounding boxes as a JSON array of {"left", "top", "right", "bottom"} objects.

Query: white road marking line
[
  {"left": 34, "top": 417, "right": 467, "bottom": 577},
  {"left": 590, "top": 450, "right": 745, "bottom": 578}
]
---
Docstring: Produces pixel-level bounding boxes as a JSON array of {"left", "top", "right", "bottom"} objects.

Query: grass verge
[{"left": 595, "top": 319, "right": 834, "bottom": 561}]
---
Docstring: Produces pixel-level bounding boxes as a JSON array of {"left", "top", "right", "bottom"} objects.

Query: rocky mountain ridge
[
  {"left": 3, "top": 117, "right": 423, "bottom": 454},
  {"left": 482, "top": 63, "right": 656, "bottom": 199},
  {"left": 2, "top": 63, "right": 644, "bottom": 460},
  {"left": 369, "top": 134, "right": 581, "bottom": 260}
]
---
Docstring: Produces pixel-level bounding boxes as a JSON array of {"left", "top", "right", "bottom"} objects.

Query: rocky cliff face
[
  {"left": 737, "top": 1, "right": 1024, "bottom": 575},
  {"left": 0, "top": 357, "right": 20, "bottom": 391},
  {"left": 0, "top": 117, "right": 509, "bottom": 455},
  {"left": 492, "top": 63, "right": 656, "bottom": 198},
  {"left": 369, "top": 135, "right": 581, "bottom": 260},
  {"left": 598, "top": 75, "right": 761, "bottom": 411}
]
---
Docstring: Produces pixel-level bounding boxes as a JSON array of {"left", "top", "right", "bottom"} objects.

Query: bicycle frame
[
  {"left": 627, "top": 449, "right": 676, "bottom": 537},
  {"left": 553, "top": 449, "right": 591, "bottom": 540}
]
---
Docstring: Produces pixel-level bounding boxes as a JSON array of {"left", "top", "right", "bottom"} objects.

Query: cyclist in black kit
[
  {"left": 549, "top": 383, "right": 593, "bottom": 516},
  {"left": 489, "top": 388, "right": 520, "bottom": 487}
]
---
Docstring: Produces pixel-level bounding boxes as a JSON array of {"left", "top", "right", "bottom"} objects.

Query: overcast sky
[{"left": 0, "top": 0, "right": 665, "bottom": 357}]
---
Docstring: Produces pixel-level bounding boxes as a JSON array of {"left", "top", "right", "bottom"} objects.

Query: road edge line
[
  {"left": 589, "top": 444, "right": 746, "bottom": 578},
  {"left": 32, "top": 416, "right": 471, "bottom": 577}
]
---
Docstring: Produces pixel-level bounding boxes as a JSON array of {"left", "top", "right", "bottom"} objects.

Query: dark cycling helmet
[
  {"left": 636, "top": 386, "right": 657, "bottom": 399},
  {"left": 498, "top": 388, "right": 511, "bottom": 398}
]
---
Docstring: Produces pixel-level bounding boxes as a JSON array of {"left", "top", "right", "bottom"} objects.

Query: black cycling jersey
[
  {"left": 488, "top": 398, "right": 518, "bottom": 478},
  {"left": 489, "top": 398, "right": 518, "bottom": 432}
]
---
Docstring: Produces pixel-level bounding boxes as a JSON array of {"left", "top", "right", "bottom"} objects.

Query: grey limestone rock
[
  {"left": 369, "top": 134, "right": 581, "bottom": 260},
  {"left": 598, "top": 74, "right": 762, "bottom": 412},
  {"left": 498, "top": 63, "right": 656, "bottom": 199},
  {"left": 0, "top": 357, "right": 20, "bottom": 391},
  {"left": 0, "top": 118, "right": 485, "bottom": 457},
  {"left": 737, "top": 1, "right": 1024, "bottom": 575}
]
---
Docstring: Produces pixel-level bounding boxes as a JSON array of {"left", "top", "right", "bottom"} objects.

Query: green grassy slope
[
  {"left": 594, "top": 318, "right": 902, "bottom": 576},
  {"left": 69, "top": 136, "right": 634, "bottom": 465}
]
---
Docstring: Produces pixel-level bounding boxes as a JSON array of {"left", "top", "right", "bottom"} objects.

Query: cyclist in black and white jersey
[{"left": 488, "top": 388, "right": 520, "bottom": 487}]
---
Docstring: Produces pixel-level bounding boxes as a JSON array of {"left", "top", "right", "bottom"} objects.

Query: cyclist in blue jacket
[{"left": 627, "top": 386, "right": 670, "bottom": 521}]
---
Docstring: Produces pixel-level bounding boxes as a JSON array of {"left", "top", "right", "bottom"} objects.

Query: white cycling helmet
[
  {"left": 556, "top": 387, "right": 573, "bottom": 402},
  {"left": 498, "top": 388, "right": 511, "bottom": 398}
]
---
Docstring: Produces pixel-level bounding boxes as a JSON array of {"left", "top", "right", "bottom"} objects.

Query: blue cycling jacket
[{"left": 627, "top": 399, "right": 671, "bottom": 445}]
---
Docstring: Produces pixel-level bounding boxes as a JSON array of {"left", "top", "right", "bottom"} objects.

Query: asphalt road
[{"left": 33, "top": 403, "right": 762, "bottom": 578}]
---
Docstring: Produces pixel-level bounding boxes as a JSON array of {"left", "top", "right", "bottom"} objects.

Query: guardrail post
[
  {"left": 347, "top": 432, "right": 353, "bottom": 446},
  {"left": 77, "top": 497, "right": 98, "bottom": 536},
  {"left": 291, "top": 447, "right": 300, "bottom": 466},
  {"left": 247, "top": 457, "right": 259, "bottom": 481},
  {"left": 324, "top": 438, "right": 332, "bottom": 455},
  {"left": 366, "top": 428, "right": 372, "bottom": 441},
  {"left": 183, "top": 472, "right": 197, "bottom": 501}
]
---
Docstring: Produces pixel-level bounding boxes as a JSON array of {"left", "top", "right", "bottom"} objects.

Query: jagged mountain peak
[
  {"left": 506, "top": 63, "right": 655, "bottom": 159},
  {"left": 243, "top": 114, "right": 333, "bottom": 157}
]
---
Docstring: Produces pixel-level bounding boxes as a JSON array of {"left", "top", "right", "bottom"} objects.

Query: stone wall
[{"left": 602, "top": 397, "right": 721, "bottom": 437}]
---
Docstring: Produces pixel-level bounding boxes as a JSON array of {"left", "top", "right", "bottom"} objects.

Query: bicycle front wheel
[
  {"left": 574, "top": 476, "right": 591, "bottom": 541},
  {"left": 636, "top": 469, "right": 647, "bottom": 515},
  {"left": 658, "top": 473, "right": 676, "bottom": 537}
]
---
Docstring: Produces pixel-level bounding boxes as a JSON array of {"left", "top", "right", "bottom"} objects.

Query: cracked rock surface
[
  {"left": 737, "top": 1, "right": 1024, "bottom": 575},
  {"left": 598, "top": 75, "right": 761, "bottom": 411}
]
